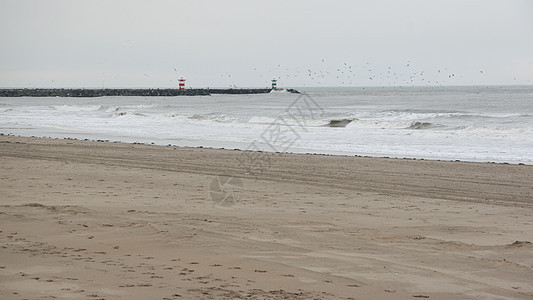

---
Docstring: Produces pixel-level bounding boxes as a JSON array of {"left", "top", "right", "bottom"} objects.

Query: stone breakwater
[{"left": 0, "top": 88, "right": 299, "bottom": 97}]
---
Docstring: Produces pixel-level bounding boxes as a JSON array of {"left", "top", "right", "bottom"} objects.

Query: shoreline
[
  {"left": 0, "top": 133, "right": 530, "bottom": 166},
  {"left": 1, "top": 135, "right": 532, "bottom": 299}
]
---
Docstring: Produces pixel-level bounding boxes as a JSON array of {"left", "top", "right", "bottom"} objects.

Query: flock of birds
[
  {"left": 245, "top": 59, "right": 483, "bottom": 87},
  {"left": 169, "top": 59, "right": 497, "bottom": 88}
]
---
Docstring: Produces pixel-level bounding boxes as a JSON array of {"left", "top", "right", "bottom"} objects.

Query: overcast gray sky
[{"left": 1, "top": 0, "right": 532, "bottom": 88}]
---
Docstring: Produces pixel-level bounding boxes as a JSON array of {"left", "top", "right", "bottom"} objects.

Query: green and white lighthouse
[{"left": 271, "top": 79, "right": 277, "bottom": 90}]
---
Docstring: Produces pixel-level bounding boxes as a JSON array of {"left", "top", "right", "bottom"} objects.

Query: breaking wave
[
  {"left": 407, "top": 121, "right": 435, "bottom": 130},
  {"left": 52, "top": 105, "right": 106, "bottom": 112},
  {"left": 113, "top": 112, "right": 148, "bottom": 117},
  {"left": 326, "top": 119, "right": 354, "bottom": 128}
]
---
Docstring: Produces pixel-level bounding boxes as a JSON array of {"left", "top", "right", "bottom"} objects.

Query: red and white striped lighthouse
[{"left": 178, "top": 77, "right": 186, "bottom": 91}]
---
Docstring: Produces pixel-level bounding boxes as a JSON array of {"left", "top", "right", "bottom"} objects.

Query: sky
[{"left": 1, "top": 0, "right": 532, "bottom": 88}]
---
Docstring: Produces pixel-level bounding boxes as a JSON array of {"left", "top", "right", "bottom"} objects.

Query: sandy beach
[{"left": 1, "top": 135, "right": 532, "bottom": 299}]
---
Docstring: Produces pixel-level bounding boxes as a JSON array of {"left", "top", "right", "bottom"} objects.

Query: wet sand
[{"left": 1, "top": 135, "right": 532, "bottom": 299}]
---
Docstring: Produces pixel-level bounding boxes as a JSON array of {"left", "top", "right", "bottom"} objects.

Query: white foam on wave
[
  {"left": 52, "top": 105, "right": 107, "bottom": 112},
  {"left": 136, "top": 104, "right": 157, "bottom": 109},
  {"left": 105, "top": 106, "right": 120, "bottom": 112},
  {"left": 248, "top": 116, "right": 327, "bottom": 127},
  {"left": 112, "top": 112, "right": 148, "bottom": 117},
  {"left": 358, "top": 110, "right": 531, "bottom": 123},
  {"left": 269, "top": 89, "right": 291, "bottom": 94},
  {"left": 364, "top": 110, "right": 464, "bottom": 122},
  {"left": 462, "top": 124, "right": 533, "bottom": 134},
  {"left": 344, "top": 118, "right": 421, "bottom": 129},
  {"left": 157, "top": 113, "right": 238, "bottom": 123}
]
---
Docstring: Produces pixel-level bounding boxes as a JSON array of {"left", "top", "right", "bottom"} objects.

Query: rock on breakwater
[{"left": 0, "top": 88, "right": 293, "bottom": 97}]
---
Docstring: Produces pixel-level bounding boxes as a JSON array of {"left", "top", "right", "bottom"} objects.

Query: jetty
[{"left": 0, "top": 88, "right": 299, "bottom": 97}]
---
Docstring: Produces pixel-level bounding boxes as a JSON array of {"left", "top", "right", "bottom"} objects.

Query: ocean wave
[
  {"left": 248, "top": 116, "right": 331, "bottom": 127},
  {"left": 359, "top": 110, "right": 532, "bottom": 124},
  {"left": 150, "top": 113, "right": 239, "bottom": 124},
  {"left": 113, "top": 112, "right": 148, "bottom": 117},
  {"left": 345, "top": 119, "right": 416, "bottom": 129},
  {"left": 366, "top": 110, "right": 464, "bottom": 121},
  {"left": 52, "top": 104, "right": 127, "bottom": 113},
  {"left": 467, "top": 112, "right": 532, "bottom": 119},
  {"left": 326, "top": 119, "right": 354, "bottom": 128},
  {"left": 248, "top": 116, "right": 280, "bottom": 124},
  {"left": 52, "top": 105, "right": 106, "bottom": 112},
  {"left": 151, "top": 113, "right": 332, "bottom": 127},
  {"left": 136, "top": 104, "right": 157, "bottom": 109},
  {"left": 189, "top": 114, "right": 206, "bottom": 120},
  {"left": 209, "top": 114, "right": 235, "bottom": 123},
  {"left": 105, "top": 106, "right": 120, "bottom": 112},
  {"left": 407, "top": 121, "right": 435, "bottom": 130},
  {"left": 461, "top": 125, "right": 533, "bottom": 133},
  {"left": 184, "top": 113, "right": 236, "bottom": 123}
]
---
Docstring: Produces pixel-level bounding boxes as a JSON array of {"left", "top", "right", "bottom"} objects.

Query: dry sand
[{"left": 1, "top": 135, "right": 532, "bottom": 299}]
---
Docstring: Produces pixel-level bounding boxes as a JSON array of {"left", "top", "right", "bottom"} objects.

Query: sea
[{"left": 1, "top": 86, "right": 532, "bottom": 164}]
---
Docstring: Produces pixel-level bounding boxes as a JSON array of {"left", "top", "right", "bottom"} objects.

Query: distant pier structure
[
  {"left": 179, "top": 77, "right": 186, "bottom": 90},
  {"left": 271, "top": 79, "right": 277, "bottom": 90}
]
